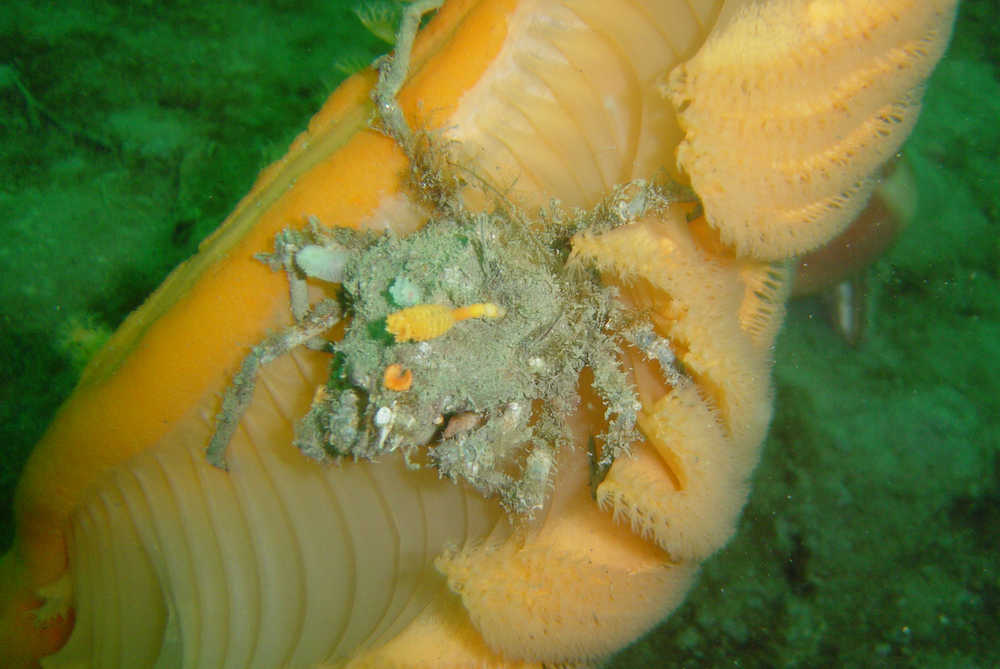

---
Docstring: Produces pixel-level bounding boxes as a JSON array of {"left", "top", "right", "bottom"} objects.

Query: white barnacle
[
  {"left": 523, "top": 448, "right": 554, "bottom": 488},
  {"left": 374, "top": 406, "right": 395, "bottom": 452},
  {"left": 516, "top": 447, "right": 555, "bottom": 515},
  {"left": 374, "top": 406, "right": 393, "bottom": 427},
  {"left": 500, "top": 402, "right": 528, "bottom": 432},
  {"left": 295, "top": 243, "right": 350, "bottom": 284}
]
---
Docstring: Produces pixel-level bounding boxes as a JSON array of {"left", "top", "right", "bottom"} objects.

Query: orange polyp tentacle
[{"left": 451, "top": 302, "right": 505, "bottom": 322}]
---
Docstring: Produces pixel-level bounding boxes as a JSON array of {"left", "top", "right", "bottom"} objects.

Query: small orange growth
[
  {"left": 386, "top": 302, "right": 505, "bottom": 342},
  {"left": 383, "top": 364, "right": 414, "bottom": 391}
]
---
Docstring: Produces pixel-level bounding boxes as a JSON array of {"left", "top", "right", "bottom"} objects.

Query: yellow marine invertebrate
[
  {"left": 386, "top": 302, "right": 506, "bottom": 342},
  {"left": 0, "top": 0, "right": 958, "bottom": 667},
  {"left": 666, "top": 0, "right": 959, "bottom": 260}
]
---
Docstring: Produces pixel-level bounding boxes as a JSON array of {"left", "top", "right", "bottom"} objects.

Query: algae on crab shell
[{"left": 215, "top": 177, "right": 697, "bottom": 517}]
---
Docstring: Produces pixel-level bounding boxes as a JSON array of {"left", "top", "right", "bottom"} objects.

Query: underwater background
[{"left": 1, "top": 1, "right": 996, "bottom": 666}]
